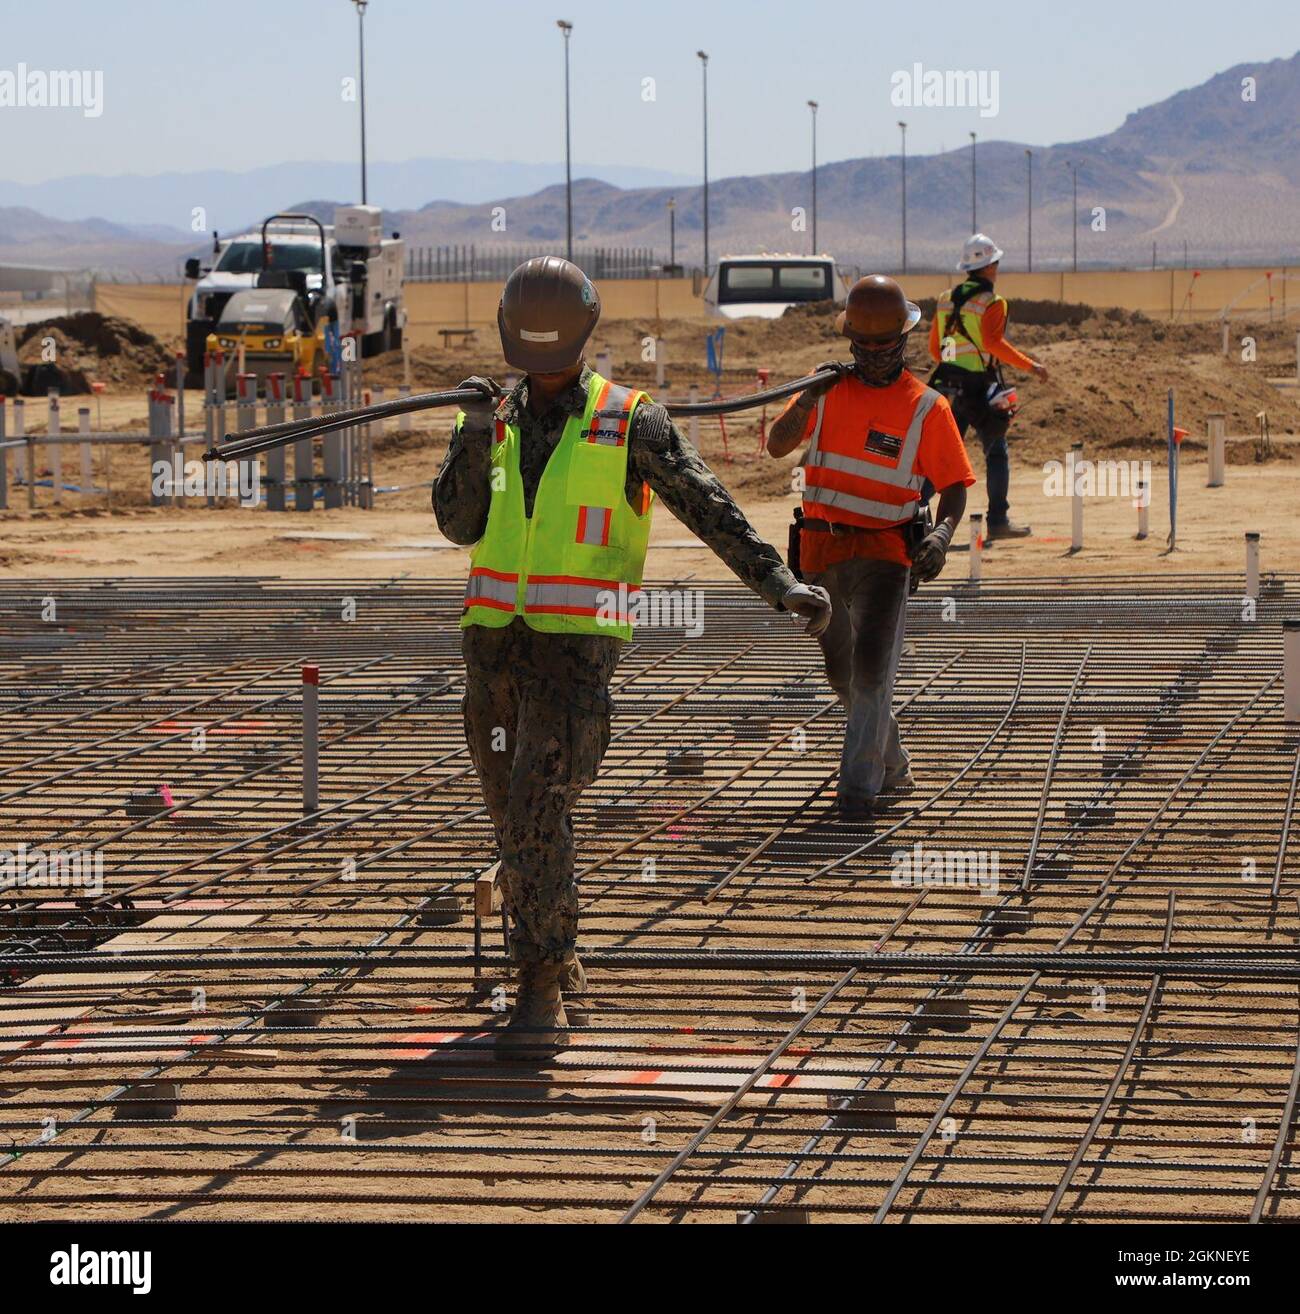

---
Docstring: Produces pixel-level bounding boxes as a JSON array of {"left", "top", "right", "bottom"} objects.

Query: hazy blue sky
[{"left": 3, "top": 0, "right": 1298, "bottom": 185}]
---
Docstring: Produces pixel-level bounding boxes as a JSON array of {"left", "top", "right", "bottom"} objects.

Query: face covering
[{"left": 851, "top": 336, "right": 908, "bottom": 387}]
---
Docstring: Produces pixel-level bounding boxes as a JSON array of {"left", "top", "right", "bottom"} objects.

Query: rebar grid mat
[{"left": 0, "top": 575, "right": 1298, "bottom": 1223}]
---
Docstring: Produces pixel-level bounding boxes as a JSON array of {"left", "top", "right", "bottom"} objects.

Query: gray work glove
[
  {"left": 911, "top": 522, "right": 953, "bottom": 584},
  {"left": 456, "top": 375, "right": 502, "bottom": 431},
  {"left": 781, "top": 582, "right": 832, "bottom": 637},
  {"left": 802, "top": 360, "right": 852, "bottom": 402}
]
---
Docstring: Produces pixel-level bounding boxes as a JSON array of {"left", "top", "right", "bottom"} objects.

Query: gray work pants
[{"left": 808, "top": 556, "right": 911, "bottom": 805}]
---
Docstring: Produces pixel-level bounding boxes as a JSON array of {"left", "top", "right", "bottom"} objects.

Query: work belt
[
  {"left": 803, "top": 509, "right": 931, "bottom": 550},
  {"left": 802, "top": 517, "right": 885, "bottom": 537}
]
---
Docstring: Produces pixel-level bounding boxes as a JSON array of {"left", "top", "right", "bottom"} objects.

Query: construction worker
[
  {"left": 767, "top": 275, "right": 975, "bottom": 820},
  {"left": 434, "top": 256, "right": 831, "bottom": 1051},
  {"left": 927, "top": 234, "right": 1049, "bottom": 540}
]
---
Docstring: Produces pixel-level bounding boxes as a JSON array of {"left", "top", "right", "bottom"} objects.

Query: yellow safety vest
[
  {"left": 936, "top": 284, "right": 1008, "bottom": 373},
  {"left": 460, "top": 372, "right": 655, "bottom": 641}
]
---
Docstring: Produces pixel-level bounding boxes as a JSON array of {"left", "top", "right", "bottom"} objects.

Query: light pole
[
  {"left": 352, "top": 0, "right": 369, "bottom": 204},
  {"left": 807, "top": 100, "right": 819, "bottom": 254},
  {"left": 697, "top": 51, "right": 710, "bottom": 276},
  {"left": 667, "top": 196, "right": 676, "bottom": 271},
  {"left": 969, "top": 131, "right": 977, "bottom": 232},
  {"left": 1065, "top": 158, "right": 1078, "bottom": 273},
  {"left": 1025, "top": 148, "right": 1033, "bottom": 272},
  {"left": 898, "top": 120, "right": 907, "bottom": 274},
  {"left": 557, "top": 20, "right": 573, "bottom": 262}
]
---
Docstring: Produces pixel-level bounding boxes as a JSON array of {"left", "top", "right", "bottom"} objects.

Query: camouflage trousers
[{"left": 462, "top": 617, "right": 620, "bottom": 965}]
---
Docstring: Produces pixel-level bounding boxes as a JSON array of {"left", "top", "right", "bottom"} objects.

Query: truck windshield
[
  {"left": 718, "top": 262, "right": 833, "bottom": 304},
  {"left": 215, "top": 242, "right": 324, "bottom": 274}
]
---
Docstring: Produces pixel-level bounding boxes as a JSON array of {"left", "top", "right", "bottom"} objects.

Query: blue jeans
[
  {"left": 809, "top": 557, "right": 911, "bottom": 805},
  {"left": 951, "top": 398, "right": 1012, "bottom": 527}
]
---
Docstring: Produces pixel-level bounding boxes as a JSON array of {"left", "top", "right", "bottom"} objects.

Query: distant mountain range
[
  {"left": 0, "top": 158, "right": 696, "bottom": 236},
  {"left": 3, "top": 51, "right": 1299, "bottom": 278}
]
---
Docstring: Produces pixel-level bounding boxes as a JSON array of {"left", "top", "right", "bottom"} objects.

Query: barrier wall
[
  {"left": 95, "top": 266, "right": 1300, "bottom": 345},
  {"left": 401, "top": 278, "right": 704, "bottom": 342},
  {"left": 93, "top": 283, "right": 189, "bottom": 340}
]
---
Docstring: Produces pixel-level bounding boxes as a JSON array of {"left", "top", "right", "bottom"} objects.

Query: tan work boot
[
  {"left": 986, "top": 520, "right": 1032, "bottom": 541},
  {"left": 560, "top": 950, "right": 586, "bottom": 994},
  {"left": 495, "top": 961, "right": 569, "bottom": 1059}
]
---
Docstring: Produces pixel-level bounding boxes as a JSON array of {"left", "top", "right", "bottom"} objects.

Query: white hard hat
[{"left": 957, "top": 233, "right": 1004, "bottom": 272}]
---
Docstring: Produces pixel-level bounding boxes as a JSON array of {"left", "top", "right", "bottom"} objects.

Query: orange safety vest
[{"left": 801, "top": 381, "right": 941, "bottom": 529}]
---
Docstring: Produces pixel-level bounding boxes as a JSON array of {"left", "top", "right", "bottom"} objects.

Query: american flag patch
[{"left": 865, "top": 428, "right": 903, "bottom": 459}]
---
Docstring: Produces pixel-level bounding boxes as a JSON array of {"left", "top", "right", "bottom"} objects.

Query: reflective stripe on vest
[
  {"left": 586, "top": 379, "right": 635, "bottom": 446},
  {"left": 576, "top": 505, "right": 612, "bottom": 546},
  {"left": 803, "top": 387, "right": 938, "bottom": 526},
  {"left": 466, "top": 567, "right": 520, "bottom": 610},
  {"left": 524, "top": 574, "right": 636, "bottom": 620}
]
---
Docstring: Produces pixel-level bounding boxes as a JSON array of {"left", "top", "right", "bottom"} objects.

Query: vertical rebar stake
[{"left": 302, "top": 663, "right": 320, "bottom": 820}]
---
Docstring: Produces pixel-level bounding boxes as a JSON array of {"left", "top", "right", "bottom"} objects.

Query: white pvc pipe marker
[
  {"left": 1207, "top": 413, "right": 1226, "bottom": 488},
  {"left": 78, "top": 407, "right": 92, "bottom": 493},
  {"left": 1245, "top": 533, "right": 1260, "bottom": 601},
  {"left": 1136, "top": 479, "right": 1149, "bottom": 540},
  {"left": 1070, "top": 442, "right": 1083, "bottom": 552},
  {"left": 48, "top": 390, "right": 62, "bottom": 504},
  {"left": 302, "top": 663, "right": 320, "bottom": 817},
  {"left": 969, "top": 513, "right": 983, "bottom": 583}
]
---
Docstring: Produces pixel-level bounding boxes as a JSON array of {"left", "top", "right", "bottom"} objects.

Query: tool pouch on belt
[
  {"left": 903, "top": 502, "right": 933, "bottom": 596},
  {"left": 928, "top": 360, "right": 989, "bottom": 409},
  {"left": 902, "top": 500, "right": 933, "bottom": 554},
  {"left": 787, "top": 506, "right": 804, "bottom": 582}
]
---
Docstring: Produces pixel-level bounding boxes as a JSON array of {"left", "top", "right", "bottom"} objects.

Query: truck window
[
  {"left": 215, "top": 241, "right": 324, "bottom": 275},
  {"left": 719, "top": 262, "right": 833, "bottom": 304},
  {"left": 778, "top": 265, "right": 828, "bottom": 292},
  {"left": 723, "top": 266, "right": 775, "bottom": 292}
]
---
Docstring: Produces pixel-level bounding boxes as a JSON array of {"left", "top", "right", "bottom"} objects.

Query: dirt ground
[{"left": 3, "top": 310, "right": 1297, "bottom": 583}]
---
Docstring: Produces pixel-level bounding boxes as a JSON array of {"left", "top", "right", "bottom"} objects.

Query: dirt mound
[
  {"left": 366, "top": 311, "right": 1299, "bottom": 492},
  {"left": 14, "top": 313, "right": 173, "bottom": 395}
]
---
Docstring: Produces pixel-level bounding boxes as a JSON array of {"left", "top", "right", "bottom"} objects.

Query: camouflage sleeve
[
  {"left": 628, "top": 400, "right": 797, "bottom": 608},
  {"left": 432, "top": 414, "right": 493, "bottom": 545}
]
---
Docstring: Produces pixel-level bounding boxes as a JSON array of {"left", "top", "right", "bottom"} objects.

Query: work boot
[
  {"left": 560, "top": 950, "right": 586, "bottom": 994},
  {"left": 836, "top": 796, "right": 875, "bottom": 825},
  {"left": 986, "top": 520, "right": 1032, "bottom": 541},
  {"left": 879, "top": 770, "right": 917, "bottom": 802},
  {"left": 494, "top": 961, "right": 569, "bottom": 1059}
]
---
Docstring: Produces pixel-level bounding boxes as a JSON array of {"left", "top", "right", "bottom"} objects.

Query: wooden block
[{"left": 474, "top": 862, "right": 502, "bottom": 919}]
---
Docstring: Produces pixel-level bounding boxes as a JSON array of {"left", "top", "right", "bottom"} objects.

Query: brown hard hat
[
  {"left": 498, "top": 256, "right": 601, "bottom": 372},
  {"left": 835, "top": 274, "right": 922, "bottom": 341}
]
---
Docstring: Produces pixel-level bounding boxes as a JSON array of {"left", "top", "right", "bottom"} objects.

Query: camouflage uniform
[{"left": 434, "top": 364, "right": 796, "bottom": 964}]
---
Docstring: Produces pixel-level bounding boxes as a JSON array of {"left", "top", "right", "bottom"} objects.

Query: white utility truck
[
  {"left": 184, "top": 205, "right": 404, "bottom": 381},
  {"left": 703, "top": 253, "right": 847, "bottom": 319}
]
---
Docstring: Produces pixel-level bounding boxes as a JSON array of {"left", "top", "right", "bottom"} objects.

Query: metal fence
[{"left": 405, "top": 244, "right": 663, "bottom": 282}]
